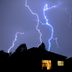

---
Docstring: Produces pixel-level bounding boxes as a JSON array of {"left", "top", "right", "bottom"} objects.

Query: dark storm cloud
[{"left": 0, "top": 0, "right": 72, "bottom": 57}]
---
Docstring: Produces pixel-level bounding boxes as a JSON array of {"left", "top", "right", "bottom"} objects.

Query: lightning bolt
[
  {"left": 8, "top": 1, "right": 61, "bottom": 53},
  {"left": 25, "top": 0, "right": 61, "bottom": 51},
  {"left": 8, "top": 32, "right": 24, "bottom": 53},
  {"left": 25, "top": 0, "right": 42, "bottom": 45},
  {"left": 43, "top": 3, "right": 61, "bottom": 51},
  {"left": 8, "top": 0, "right": 42, "bottom": 53}
]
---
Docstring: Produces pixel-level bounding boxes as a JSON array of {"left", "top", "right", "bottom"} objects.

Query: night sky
[{"left": 0, "top": 0, "right": 72, "bottom": 57}]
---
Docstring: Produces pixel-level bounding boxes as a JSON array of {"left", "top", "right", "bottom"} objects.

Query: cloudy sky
[{"left": 0, "top": 0, "right": 72, "bottom": 57}]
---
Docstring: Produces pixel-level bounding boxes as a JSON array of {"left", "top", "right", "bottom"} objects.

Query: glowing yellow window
[
  {"left": 57, "top": 61, "right": 64, "bottom": 66},
  {"left": 42, "top": 60, "right": 52, "bottom": 70}
]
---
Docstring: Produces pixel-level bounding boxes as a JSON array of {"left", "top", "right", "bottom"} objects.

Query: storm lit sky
[{"left": 0, "top": 0, "right": 72, "bottom": 57}]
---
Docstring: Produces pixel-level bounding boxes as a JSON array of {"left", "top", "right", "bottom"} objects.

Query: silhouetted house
[
  {"left": 41, "top": 51, "right": 66, "bottom": 72},
  {"left": 0, "top": 43, "right": 72, "bottom": 72},
  {"left": 65, "top": 57, "right": 72, "bottom": 72},
  {"left": 26, "top": 43, "right": 67, "bottom": 72}
]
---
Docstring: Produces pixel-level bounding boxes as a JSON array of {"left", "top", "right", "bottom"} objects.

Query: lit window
[
  {"left": 57, "top": 61, "right": 64, "bottom": 66},
  {"left": 42, "top": 60, "right": 52, "bottom": 70}
]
